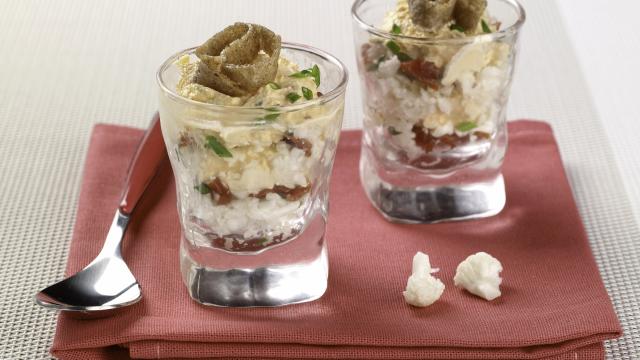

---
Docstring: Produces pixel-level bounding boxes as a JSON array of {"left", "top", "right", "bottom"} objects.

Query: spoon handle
[{"left": 118, "top": 113, "right": 166, "bottom": 215}]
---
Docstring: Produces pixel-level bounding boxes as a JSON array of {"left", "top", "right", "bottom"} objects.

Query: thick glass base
[
  {"left": 360, "top": 154, "right": 506, "bottom": 224},
  {"left": 179, "top": 214, "right": 329, "bottom": 307}
]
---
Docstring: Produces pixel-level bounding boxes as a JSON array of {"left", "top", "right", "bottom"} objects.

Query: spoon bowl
[
  {"left": 35, "top": 211, "right": 141, "bottom": 313},
  {"left": 35, "top": 114, "right": 165, "bottom": 315}
]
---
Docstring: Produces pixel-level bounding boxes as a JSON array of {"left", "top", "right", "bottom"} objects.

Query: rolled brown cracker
[
  {"left": 454, "top": 0, "right": 487, "bottom": 31},
  {"left": 194, "top": 23, "right": 281, "bottom": 97},
  {"left": 408, "top": 0, "right": 457, "bottom": 30}
]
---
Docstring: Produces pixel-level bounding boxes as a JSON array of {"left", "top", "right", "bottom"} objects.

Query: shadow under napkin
[{"left": 51, "top": 121, "right": 621, "bottom": 360}]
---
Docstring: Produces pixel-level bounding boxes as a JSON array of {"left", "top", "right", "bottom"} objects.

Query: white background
[{"left": 558, "top": 1, "right": 640, "bottom": 223}]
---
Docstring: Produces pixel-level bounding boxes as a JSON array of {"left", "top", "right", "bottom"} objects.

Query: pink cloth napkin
[{"left": 51, "top": 120, "right": 621, "bottom": 360}]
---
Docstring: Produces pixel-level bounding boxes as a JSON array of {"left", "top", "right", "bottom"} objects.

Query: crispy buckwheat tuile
[
  {"left": 454, "top": 0, "right": 487, "bottom": 31},
  {"left": 194, "top": 23, "right": 282, "bottom": 97},
  {"left": 408, "top": 0, "right": 457, "bottom": 30}
]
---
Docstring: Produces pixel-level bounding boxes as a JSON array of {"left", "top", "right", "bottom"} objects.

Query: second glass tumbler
[{"left": 352, "top": 0, "right": 525, "bottom": 223}]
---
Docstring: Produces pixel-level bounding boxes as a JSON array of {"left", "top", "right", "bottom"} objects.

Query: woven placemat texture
[{"left": 0, "top": 0, "right": 638, "bottom": 359}]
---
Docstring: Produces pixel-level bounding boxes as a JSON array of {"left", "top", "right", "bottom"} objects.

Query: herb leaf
[
  {"left": 449, "top": 23, "right": 465, "bottom": 32},
  {"left": 456, "top": 121, "right": 478, "bottom": 132},
  {"left": 205, "top": 135, "right": 232, "bottom": 158},
  {"left": 289, "top": 65, "right": 321, "bottom": 87},
  {"left": 391, "top": 23, "right": 402, "bottom": 35},
  {"left": 481, "top": 19, "right": 491, "bottom": 33},
  {"left": 264, "top": 112, "right": 280, "bottom": 121},
  {"left": 385, "top": 40, "right": 401, "bottom": 54},
  {"left": 195, "top": 182, "right": 211, "bottom": 194},
  {"left": 256, "top": 108, "right": 280, "bottom": 122},
  {"left": 385, "top": 40, "right": 412, "bottom": 62},
  {"left": 301, "top": 87, "right": 313, "bottom": 100},
  {"left": 268, "top": 82, "right": 281, "bottom": 90},
  {"left": 396, "top": 52, "right": 412, "bottom": 62},
  {"left": 310, "top": 65, "right": 320, "bottom": 86},
  {"left": 286, "top": 92, "right": 301, "bottom": 103},
  {"left": 388, "top": 126, "right": 402, "bottom": 135}
]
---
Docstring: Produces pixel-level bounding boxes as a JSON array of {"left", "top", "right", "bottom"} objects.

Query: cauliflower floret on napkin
[
  {"left": 454, "top": 252, "right": 503, "bottom": 301},
  {"left": 403, "top": 252, "right": 445, "bottom": 307}
]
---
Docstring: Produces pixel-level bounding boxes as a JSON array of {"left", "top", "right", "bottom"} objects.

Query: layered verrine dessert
[
  {"left": 352, "top": 0, "right": 524, "bottom": 222},
  {"left": 157, "top": 23, "right": 347, "bottom": 306}
]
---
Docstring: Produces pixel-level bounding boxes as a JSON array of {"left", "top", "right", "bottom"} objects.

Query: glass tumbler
[
  {"left": 157, "top": 44, "right": 348, "bottom": 307},
  {"left": 352, "top": 0, "right": 525, "bottom": 223}
]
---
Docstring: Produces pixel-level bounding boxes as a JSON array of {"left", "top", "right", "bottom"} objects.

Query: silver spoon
[{"left": 35, "top": 113, "right": 166, "bottom": 315}]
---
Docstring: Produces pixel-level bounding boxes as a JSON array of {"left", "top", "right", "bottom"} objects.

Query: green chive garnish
[
  {"left": 367, "top": 56, "right": 386, "bottom": 72},
  {"left": 268, "top": 82, "right": 281, "bottom": 90},
  {"left": 289, "top": 65, "right": 321, "bottom": 86},
  {"left": 481, "top": 20, "right": 491, "bottom": 33},
  {"left": 286, "top": 92, "right": 301, "bottom": 103},
  {"left": 391, "top": 23, "right": 402, "bottom": 35},
  {"left": 195, "top": 182, "right": 211, "bottom": 194},
  {"left": 264, "top": 113, "right": 280, "bottom": 121},
  {"left": 396, "top": 53, "right": 412, "bottom": 62},
  {"left": 301, "top": 87, "right": 313, "bottom": 100},
  {"left": 205, "top": 135, "right": 232, "bottom": 158},
  {"left": 310, "top": 65, "right": 320, "bottom": 86},
  {"left": 256, "top": 108, "right": 280, "bottom": 122},
  {"left": 386, "top": 40, "right": 401, "bottom": 53},
  {"left": 456, "top": 121, "right": 478, "bottom": 132},
  {"left": 290, "top": 71, "right": 308, "bottom": 79},
  {"left": 385, "top": 41, "right": 412, "bottom": 62},
  {"left": 450, "top": 23, "right": 465, "bottom": 32}
]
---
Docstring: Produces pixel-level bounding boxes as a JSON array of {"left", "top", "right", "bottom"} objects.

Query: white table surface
[{"left": 0, "top": 0, "right": 638, "bottom": 359}]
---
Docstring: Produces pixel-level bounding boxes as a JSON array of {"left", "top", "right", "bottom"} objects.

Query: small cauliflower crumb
[
  {"left": 453, "top": 252, "right": 503, "bottom": 301},
  {"left": 403, "top": 252, "right": 445, "bottom": 307}
]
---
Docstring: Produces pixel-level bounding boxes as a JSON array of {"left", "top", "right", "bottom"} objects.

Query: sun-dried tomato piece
[
  {"left": 474, "top": 131, "right": 491, "bottom": 140},
  {"left": 250, "top": 184, "right": 311, "bottom": 201},
  {"left": 412, "top": 125, "right": 493, "bottom": 154},
  {"left": 412, "top": 124, "right": 463, "bottom": 152},
  {"left": 407, "top": 127, "right": 493, "bottom": 169},
  {"left": 251, "top": 188, "right": 272, "bottom": 200},
  {"left": 208, "top": 178, "right": 233, "bottom": 205},
  {"left": 178, "top": 132, "right": 194, "bottom": 148},
  {"left": 274, "top": 184, "right": 311, "bottom": 201},
  {"left": 438, "top": 134, "right": 460, "bottom": 148},
  {"left": 399, "top": 59, "right": 443, "bottom": 90},
  {"left": 412, "top": 124, "right": 437, "bottom": 152},
  {"left": 211, "top": 231, "right": 297, "bottom": 252},
  {"left": 283, "top": 134, "right": 312, "bottom": 157},
  {"left": 287, "top": 186, "right": 311, "bottom": 201}
]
